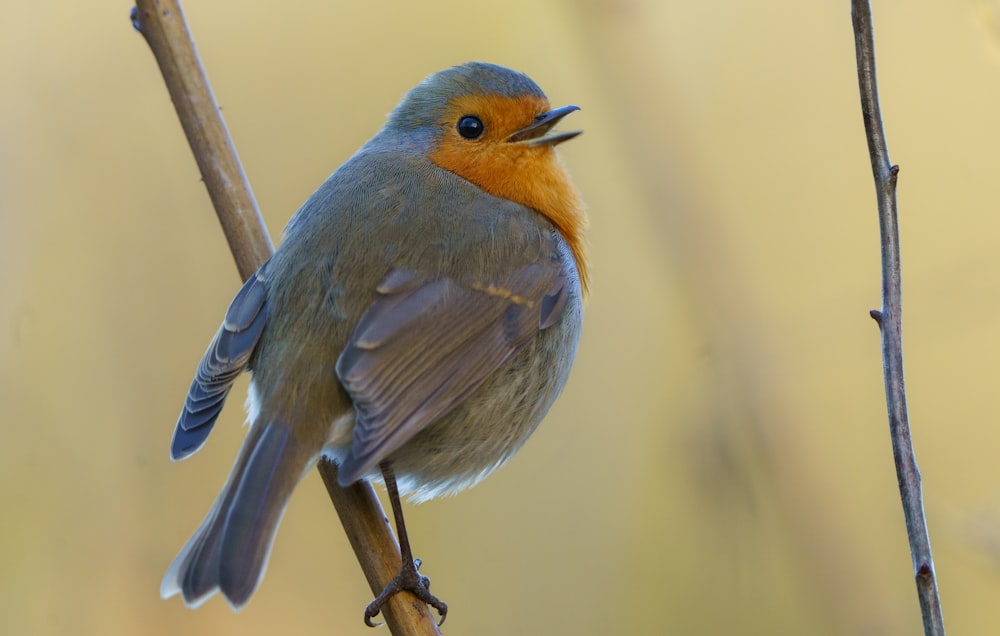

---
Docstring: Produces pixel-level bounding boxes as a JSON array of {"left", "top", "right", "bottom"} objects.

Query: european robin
[{"left": 160, "top": 61, "right": 587, "bottom": 625}]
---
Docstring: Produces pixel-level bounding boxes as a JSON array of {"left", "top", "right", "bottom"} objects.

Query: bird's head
[{"left": 387, "top": 62, "right": 588, "bottom": 292}]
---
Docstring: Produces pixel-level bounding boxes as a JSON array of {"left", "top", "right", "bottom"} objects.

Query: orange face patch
[{"left": 428, "top": 94, "right": 589, "bottom": 293}]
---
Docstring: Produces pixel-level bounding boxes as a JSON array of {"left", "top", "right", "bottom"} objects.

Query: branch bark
[
  {"left": 132, "top": 1, "right": 441, "bottom": 633},
  {"left": 850, "top": 2, "right": 945, "bottom": 634}
]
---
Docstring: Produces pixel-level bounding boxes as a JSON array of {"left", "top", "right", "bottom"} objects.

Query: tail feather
[{"left": 161, "top": 420, "right": 318, "bottom": 610}]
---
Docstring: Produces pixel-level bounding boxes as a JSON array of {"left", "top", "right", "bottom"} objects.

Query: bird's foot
[{"left": 364, "top": 558, "right": 448, "bottom": 627}]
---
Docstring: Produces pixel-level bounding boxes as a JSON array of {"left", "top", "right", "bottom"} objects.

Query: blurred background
[{"left": 3, "top": 0, "right": 1000, "bottom": 634}]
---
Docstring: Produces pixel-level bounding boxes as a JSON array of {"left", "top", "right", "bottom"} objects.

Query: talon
[
  {"left": 362, "top": 559, "right": 448, "bottom": 627},
  {"left": 363, "top": 608, "right": 384, "bottom": 628},
  {"left": 430, "top": 597, "right": 448, "bottom": 626}
]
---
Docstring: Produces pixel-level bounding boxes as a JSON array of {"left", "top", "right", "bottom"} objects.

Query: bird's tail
[{"left": 161, "top": 419, "right": 319, "bottom": 610}]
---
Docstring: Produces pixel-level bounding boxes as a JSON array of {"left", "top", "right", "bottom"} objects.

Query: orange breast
[{"left": 428, "top": 94, "right": 589, "bottom": 293}]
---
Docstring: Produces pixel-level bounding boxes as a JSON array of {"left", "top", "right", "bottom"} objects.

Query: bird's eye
[{"left": 457, "top": 115, "right": 485, "bottom": 140}]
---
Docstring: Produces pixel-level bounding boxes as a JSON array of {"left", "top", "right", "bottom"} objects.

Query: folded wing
[{"left": 335, "top": 262, "right": 569, "bottom": 485}]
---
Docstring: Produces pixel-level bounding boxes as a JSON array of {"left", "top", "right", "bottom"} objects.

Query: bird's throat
[{"left": 429, "top": 140, "right": 589, "bottom": 294}]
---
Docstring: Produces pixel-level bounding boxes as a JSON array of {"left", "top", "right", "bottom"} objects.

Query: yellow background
[{"left": 3, "top": 1, "right": 1000, "bottom": 634}]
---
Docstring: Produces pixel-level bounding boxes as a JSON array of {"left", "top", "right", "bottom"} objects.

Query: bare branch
[
  {"left": 132, "top": 1, "right": 441, "bottom": 632},
  {"left": 850, "top": 2, "right": 945, "bottom": 634},
  {"left": 130, "top": 0, "right": 272, "bottom": 280}
]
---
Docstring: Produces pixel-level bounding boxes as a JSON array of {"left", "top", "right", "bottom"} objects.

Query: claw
[{"left": 364, "top": 558, "right": 448, "bottom": 627}]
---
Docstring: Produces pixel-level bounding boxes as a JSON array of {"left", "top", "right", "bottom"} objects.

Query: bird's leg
[{"left": 364, "top": 461, "right": 448, "bottom": 627}]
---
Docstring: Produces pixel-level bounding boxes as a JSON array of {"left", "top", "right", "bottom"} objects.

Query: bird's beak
[{"left": 508, "top": 105, "right": 582, "bottom": 147}]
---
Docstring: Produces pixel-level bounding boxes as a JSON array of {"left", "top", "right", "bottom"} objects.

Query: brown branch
[
  {"left": 850, "top": 2, "right": 945, "bottom": 634},
  {"left": 131, "top": 1, "right": 440, "bottom": 633},
  {"left": 129, "top": 0, "right": 271, "bottom": 280}
]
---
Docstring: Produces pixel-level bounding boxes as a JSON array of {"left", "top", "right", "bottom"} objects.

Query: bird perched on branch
[{"left": 160, "top": 61, "right": 587, "bottom": 625}]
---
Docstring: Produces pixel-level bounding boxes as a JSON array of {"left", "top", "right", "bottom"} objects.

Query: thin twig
[
  {"left": 129, "top": 0, "right": 271, "bottom": 281},
  {"left": 850, "top": 2, "right": 945, "bottom": 634},
  {"left": 131, "top": 1, "right": 441, "bottom": 633}
]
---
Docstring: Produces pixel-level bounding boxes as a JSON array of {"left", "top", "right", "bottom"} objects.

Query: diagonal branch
[
  {"left": 131, "top": 1, "right": 441, "bottom": 633},
  {"left": 850, "top": 2, "right": 945, "bottom": 634}
]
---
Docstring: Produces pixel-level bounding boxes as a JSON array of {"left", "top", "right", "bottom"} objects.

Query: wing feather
[
  {"left": 335, "top": 262, "right": 568, "bottom": 485},
  {"left": 170, "top": 267, "right": 269, "bottom": 460}
]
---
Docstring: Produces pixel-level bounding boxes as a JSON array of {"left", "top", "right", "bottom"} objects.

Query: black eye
[{"left": 457, "top": 115, "right": 485, "bottom": 140}]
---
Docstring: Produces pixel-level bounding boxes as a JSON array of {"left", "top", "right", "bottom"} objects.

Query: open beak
[{"left": 508, "top": 105, "right": 582, "bottom": 147}]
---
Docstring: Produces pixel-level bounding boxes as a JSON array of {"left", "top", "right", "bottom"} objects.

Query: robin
[{"left": 160, "top": 61, "right": 587, "bottom": 625}]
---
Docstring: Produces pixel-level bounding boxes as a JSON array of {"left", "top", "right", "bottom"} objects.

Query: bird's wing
[
  {"left": 335, "top": 262, "right": 570, "bottom": 484},
  {"left": 170, "top": 266, "right": 270, "bottom": 460}
]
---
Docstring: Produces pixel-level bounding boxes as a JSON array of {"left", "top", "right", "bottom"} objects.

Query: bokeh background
[{"left": 4, "top": 0, "right": 1000, "bottom": 634}]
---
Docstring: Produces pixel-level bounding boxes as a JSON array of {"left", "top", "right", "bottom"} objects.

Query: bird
[{"left": 160, "top": 61, "right": 587, "bottom": 625}]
